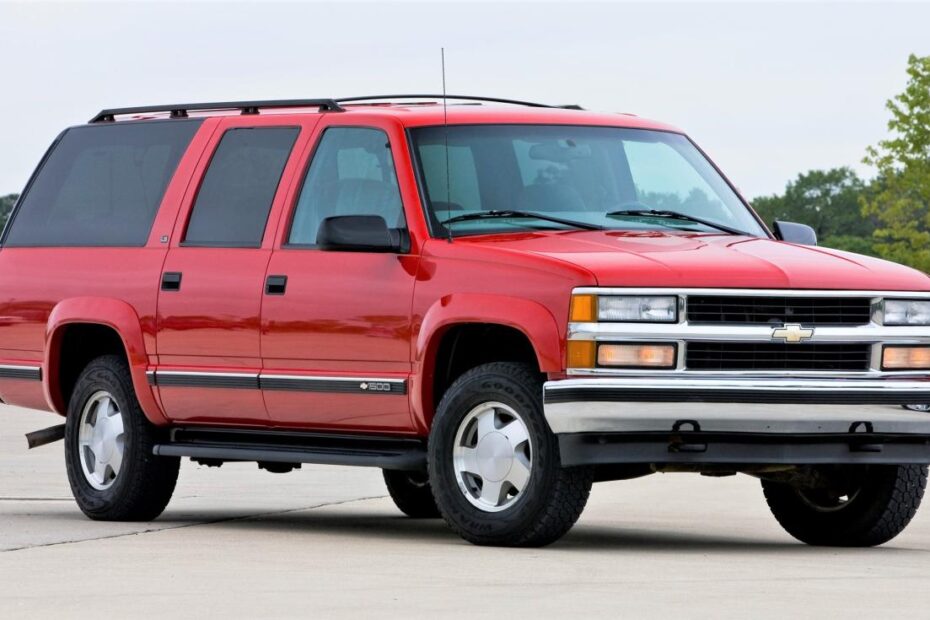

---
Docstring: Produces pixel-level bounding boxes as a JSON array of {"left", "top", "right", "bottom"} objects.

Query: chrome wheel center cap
[
  {"left": 452, "top": 401, "right": 533, "bottom": 513},
  {"left": 92, "top": 415, "right": 114, "bottom": 463},
  {"left": 476, "top": 432, "right": 513, "bottom": 482},
  {"left": 77, "top": 391, "right": 126, "bottom": 491}
]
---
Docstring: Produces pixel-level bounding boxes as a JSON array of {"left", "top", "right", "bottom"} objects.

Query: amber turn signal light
[
  {"left": 569, "top": 294, "right": 597, "bottom": 322},
  {"left": 566, "top": 340, "right": 596, "bottom": 368},
  {"left": 597, "top": 344, "right": 677, "bottom": 369},
  {"left": 882, "top": 346, "right": 930, "bottom": 370}
]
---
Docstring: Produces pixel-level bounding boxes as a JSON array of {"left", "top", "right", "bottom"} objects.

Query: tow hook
[
  {"left": 669, "top": 420, "right": 707, "bottom": 453},
  {"left": 25, "top": 424, "right": 66, "bottom": 449},
  {"left": 848, "top": 421, "right": 883, "bottom": 453}
]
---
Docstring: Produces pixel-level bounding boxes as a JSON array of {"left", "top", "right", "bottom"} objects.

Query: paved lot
[{"left": 2, "top": 403, "right": 930, "bottom": 618}]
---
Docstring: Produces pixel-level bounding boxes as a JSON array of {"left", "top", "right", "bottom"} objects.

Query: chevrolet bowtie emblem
[{"left": 771, "top": 323, "right": 814, "bottom": 343}]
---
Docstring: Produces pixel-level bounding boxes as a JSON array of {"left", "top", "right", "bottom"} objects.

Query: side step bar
[{"left": 154, "top": 427, "right": 427, "bottom": 471}]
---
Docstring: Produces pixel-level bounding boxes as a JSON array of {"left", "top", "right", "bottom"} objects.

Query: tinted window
[
  {"left": 288, "top": 128, "right": 404, "bottom": 246},
  {"left": 184, "top": 127, "right": 299, "bottom": 247},
  {"left": 5, "top": 120, "right": 201, "bottom": 247}
]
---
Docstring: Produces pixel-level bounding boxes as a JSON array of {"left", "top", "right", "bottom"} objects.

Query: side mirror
[
  {"left": 773, "top": 220, "right": 817, "bottom": 246},
  {"left": 317, "top": 215, "right": 407, "bottom": 253}
]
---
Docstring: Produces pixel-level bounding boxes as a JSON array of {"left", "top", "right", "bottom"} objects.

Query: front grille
[
  {"left": 686, "top": 295, "right": 872, "bottom": 326},
  {"left": 686, "top": 343, "right": 871, "bottom": 371}
]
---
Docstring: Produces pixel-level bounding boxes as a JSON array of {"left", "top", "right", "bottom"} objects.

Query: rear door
[
  {"left": 260, "top": 117, "right": 421, "bottom": 432},
  {"left": 154, "top": 116, "right": 317, "bottom": 424}
]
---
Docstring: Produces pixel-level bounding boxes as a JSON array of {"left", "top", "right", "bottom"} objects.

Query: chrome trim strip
[
  {"left": 149, "top": 370, "right": 407, "bottom": 395},
  {"left": 545, "top": 376, "right": 930, "bottom": 394},
  {"left": 260, "top": 374, "right": 407, "bottom": 395},
  {"left": 566, "top": 367, "right": 930, "bottom": 378},
  {"left": 156, "top": 371, "right": 259, "bottom": 379},
  {"left": 546, "top": 401, "right": 930, "bottom": 435},
  {"left": 574, "top": 287, "right": 930, "bottom": 298},
  {"left": 568, "top": 322, "right": 930, "bottom": 344},
  {"left": 154, "top": 371, "right": 259, "bottom": 390},
  {"left": 543, "top": 376, "right": 930, "bottom": 435},
  {"left": 0, "top": 364, "right": 42, "bottom": 381},
  {"left": 259, "top": 374, "right": 406, "bottom": 384}
]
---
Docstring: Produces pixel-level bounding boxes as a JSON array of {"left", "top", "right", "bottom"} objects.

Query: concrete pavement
[{"left": 3, "top": 403, "right": 930, "bottom": 618}]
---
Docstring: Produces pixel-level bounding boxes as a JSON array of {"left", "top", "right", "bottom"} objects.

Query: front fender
[
  {"left": 45, "top": 297, "right": 167, "bottom": 424},
  {"left": 411, "top": 293, "right": 564, "bottom": 431}
]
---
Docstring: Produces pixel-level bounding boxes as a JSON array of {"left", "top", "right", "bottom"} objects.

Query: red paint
[{"left": 1, "top": 103, "right": 928, "bottom": 434}]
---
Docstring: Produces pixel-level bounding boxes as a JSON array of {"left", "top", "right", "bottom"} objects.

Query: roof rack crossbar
[
  {"left": 334, "top": 94, "right": 559, "bottom": 108},
  {"left": 90, "top": 98, "right": 345, "bottom": 123}
]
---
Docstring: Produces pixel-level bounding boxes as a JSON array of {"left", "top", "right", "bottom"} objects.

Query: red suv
[{"left": 3, "top": 96, "right": 930, "bottom": 547}]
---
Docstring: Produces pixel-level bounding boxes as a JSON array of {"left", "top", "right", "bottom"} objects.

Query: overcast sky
[{"left": 1, "top": 1, "right": 929, "bottom": 199}]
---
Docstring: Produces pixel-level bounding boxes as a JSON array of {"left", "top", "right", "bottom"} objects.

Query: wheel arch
[
  {"left": 411, "top": 294, "right": 563, "bottom": 432},
  {"left": 45, "top": 297, "right": 167, "bottom": 424}
]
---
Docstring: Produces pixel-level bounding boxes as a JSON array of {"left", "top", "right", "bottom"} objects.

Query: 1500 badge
[{"left": 360, "top": 382, "right": 392, "bottom": 392}]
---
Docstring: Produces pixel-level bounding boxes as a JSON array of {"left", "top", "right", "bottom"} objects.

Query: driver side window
[{"left": 288, "top": 127, "right": 404, "bottom": 246}]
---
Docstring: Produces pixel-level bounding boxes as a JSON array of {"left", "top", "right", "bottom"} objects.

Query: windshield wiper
[
  {"left": 441, "top": 210, "right": 604, "bottom": 231},
  {"left": 606, "top": 208, "right": 750, "bottom": 236}
]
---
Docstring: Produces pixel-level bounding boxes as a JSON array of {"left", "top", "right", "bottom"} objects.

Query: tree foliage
[
  {"left": 0, "top": 194, "right": 17, "bottom": 231},
  {"left": 862, "top": 54, "right": 930, "bottom": 271},
  {"left": 751, "top": 168, "right": 877, "bottom": 255}
]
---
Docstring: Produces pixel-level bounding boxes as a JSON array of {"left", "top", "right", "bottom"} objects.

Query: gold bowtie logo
[{"left": 771, "top": 323, "right": 814, "bottom": 343}]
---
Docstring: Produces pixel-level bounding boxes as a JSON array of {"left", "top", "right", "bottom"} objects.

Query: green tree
[
  {"left": 0, "top": 193, "right": 17, "bottom": 231},
  {"left": 751, "top": 167, "right": 876, "bottom": 254},
  {"left": 862, "top": 54, "right": 930, "bottom": 271}
]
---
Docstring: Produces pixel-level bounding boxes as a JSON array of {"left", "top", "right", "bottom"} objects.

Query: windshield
[{"left": 410, "top": 124, "right": 766, "bottom": 237}]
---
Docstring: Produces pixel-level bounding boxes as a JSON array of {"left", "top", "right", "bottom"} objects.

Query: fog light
[
  {"left": 882, "top": 346, "right": 930, "bottom": 370},
  {"left": 597, "top": 344, "right": 677, "bottom": 369}
]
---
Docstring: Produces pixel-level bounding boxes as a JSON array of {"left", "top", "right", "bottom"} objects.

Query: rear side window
[
  {"left": 4, "top": 120, "right": 202, "bottom": 247},
  {"left": 184, "top": 127, "right": 299, "bottom": 247},
  {"left": 288, "top": 127, "right": 404, "bottom": 246}
]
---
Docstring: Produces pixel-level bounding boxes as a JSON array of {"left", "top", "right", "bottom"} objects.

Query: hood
[{"left": 459, "top": 230, "right": 930, "bottom": 291}]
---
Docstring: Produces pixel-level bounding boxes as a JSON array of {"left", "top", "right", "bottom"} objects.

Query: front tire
[
  {"left": 762, "top": 464, "right": 927, "bottom": 546},
  {"left": 64, "top": 355, "right": 180, "bottom": 521},
  {"left": 428, "top": 362, "right": 593, "bottom": 547}
]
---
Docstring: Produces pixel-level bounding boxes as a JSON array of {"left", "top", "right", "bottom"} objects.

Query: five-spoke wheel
[
  {"left": 452, "top": 401, "right": 532, "bottom": 512},
  {"left": 429, "top": 362, "right": 593, "bottom": 547},
  {"left": 65, "top": 355, "right": 180, "bottom": 521},
  {"left": 77, "top": 391, "right": 126, "bottom": 490}
]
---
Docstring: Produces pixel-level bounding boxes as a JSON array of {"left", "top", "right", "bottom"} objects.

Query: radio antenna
[{"left": 442, "top": 48, "right": 453, "bottom": 243}]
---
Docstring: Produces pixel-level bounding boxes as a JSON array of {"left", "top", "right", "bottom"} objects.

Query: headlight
[
  {"left": 884, "top": 299, "right": 930, "bottom": 326},
  {"left": 596, "top": 295, "right": 678, "bottom": 322}
]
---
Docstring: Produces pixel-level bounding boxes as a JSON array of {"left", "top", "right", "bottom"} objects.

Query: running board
[{"left": 153, "top": 427, "right": 427, "bottom": 471}]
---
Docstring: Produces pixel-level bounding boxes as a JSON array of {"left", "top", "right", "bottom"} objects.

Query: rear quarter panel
[{"left": 0, "top": 119, "right": 217, "bottom": 419}]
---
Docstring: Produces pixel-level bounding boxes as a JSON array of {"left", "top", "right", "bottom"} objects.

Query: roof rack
[
  {"left": 89, "top": 99, "right": 345, "bottom": 123},
  {"left": 334, "top": 94, "right": 583, "bottom": 109}
]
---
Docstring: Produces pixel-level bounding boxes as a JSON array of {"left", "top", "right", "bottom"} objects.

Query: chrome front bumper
[{"left": 543, "top": 376, "right": 930, "bottom": 465}]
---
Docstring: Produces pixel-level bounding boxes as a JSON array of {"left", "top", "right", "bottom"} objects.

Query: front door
[
  {"left": 261, "top": 121, "right": 419, "bottom": 432},
  {"left": 155, "top": 118, "right": 311, "bottom": 424}
]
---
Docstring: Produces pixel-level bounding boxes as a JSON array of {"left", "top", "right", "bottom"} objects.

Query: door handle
[
  {"left": 265, "top": 275, "right": 288, "bottom": 295},
  {"left": 161, "top": 272, "right": 182, "bottom": 292}
]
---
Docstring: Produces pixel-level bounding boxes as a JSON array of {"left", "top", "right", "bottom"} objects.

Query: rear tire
[
  {"left": 64, "top": 355, "right": 180, "bottom": 521},
  {"left": 383, "top": 469, "right": 441, "bottom": 518},
  {"left": 762, "top": 464, "right": 927, "bottom": 546},
  {"left": 428, "top": 362, "right": 593, "bottom": 547}
]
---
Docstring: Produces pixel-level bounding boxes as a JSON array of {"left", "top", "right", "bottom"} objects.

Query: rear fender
[{"left": 45, "top": 297, "right": 167, "bottom": 424}]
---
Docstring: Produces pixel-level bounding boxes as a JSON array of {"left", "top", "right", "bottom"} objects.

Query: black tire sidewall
[
  {"left": 763, "top": 464, "right": 927, "bottom": 546},
  {"left": 428, "top": 364, "right": 564, "bottom": 543},
  {"left": 63, "top": 355, "right": 176, "bottom": 519},
  {"left": 383, "top": 469, "right": 441, "bottom": 518}
]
